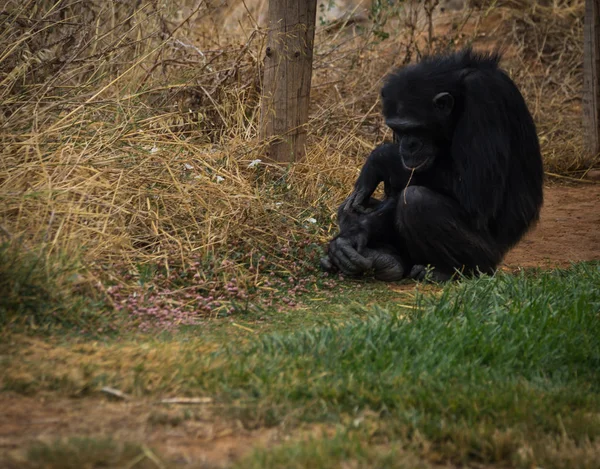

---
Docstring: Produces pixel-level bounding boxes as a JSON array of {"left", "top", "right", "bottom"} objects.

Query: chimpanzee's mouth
[{"left": 401, "top": 154, "right": 433, "bottom": 172}]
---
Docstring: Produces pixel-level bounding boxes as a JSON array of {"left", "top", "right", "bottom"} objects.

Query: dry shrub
[
  {"left": 501, "top": 0, "right": 589, "bottom": 171},
  {"left": 0, "top": 0, "right": 590, "bottom": 323}
]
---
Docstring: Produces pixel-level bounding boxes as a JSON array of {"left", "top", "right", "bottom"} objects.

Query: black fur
[{"left": 321, "top": 48, "right": 544, "bottom": 281}]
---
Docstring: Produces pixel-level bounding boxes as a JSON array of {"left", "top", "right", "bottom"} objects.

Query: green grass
[
  {"left": 13, "top": 437, "right": 157, "bottom": 469},
  {"left": 216, "top": 263, "right": 600, "bottom": 466},
  {"left": 235, "top": 433, "right": 435, "bottom": 469},
  {"left": 3, "top": 262, "right": 600, "bottom": 467}
]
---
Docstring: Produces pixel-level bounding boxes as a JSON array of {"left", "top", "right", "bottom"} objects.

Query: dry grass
[{"left": 0, "top": 0, "right": 592, "bottom": 325}]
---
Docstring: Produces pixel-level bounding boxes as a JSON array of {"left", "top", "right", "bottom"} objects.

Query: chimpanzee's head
[{"left": 381, "top": 55, "right": 465, "bottom": 172}]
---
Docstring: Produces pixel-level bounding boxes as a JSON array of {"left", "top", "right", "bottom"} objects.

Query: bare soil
[
  {"left": 502, "top": 183, "right": 600, "bottom": 270},
  {"left": 1, "top": 183, "right": 599, "bottom": 468},
  {"left": 0, "top": 394, "right": 281, "bottom": 468}
]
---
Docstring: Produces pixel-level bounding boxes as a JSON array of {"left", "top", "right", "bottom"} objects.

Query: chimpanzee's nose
[{"left": 400, "top": 135, "right": 423, "bottom": 155}]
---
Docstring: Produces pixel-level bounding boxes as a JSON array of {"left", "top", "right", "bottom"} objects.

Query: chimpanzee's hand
[
  {"left": 322, "top": 233, "right": 372, "bottom": 276},
  {"left": 341, "top": 190, "right": 375, "bottom": 214},
  {"left": 320, "top": 244, "right": 406, "bottom": 281}
]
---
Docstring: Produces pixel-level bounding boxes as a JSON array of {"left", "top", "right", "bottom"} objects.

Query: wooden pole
[
  {"left": 260, "top": 0, "right": 317, "bottom": 163},
  {"left": 583, "top": 0, "right": 600, "bottom": 160}
]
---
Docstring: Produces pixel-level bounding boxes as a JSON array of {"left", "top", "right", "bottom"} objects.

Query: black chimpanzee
[{"left": 320, "top": 48, "right": 544, "bottom": 282}]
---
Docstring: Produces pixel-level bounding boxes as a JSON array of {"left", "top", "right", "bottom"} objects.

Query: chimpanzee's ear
[{"left": 433, "top": 92, "right": 454, "bottom": 115}]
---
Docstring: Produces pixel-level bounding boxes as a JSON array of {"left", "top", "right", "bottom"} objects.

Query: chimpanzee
[{"left": 320, "top": 48, "right": 544, "bottom": 282}]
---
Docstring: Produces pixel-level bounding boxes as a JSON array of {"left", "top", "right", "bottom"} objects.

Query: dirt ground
[
  {"left": 1, "top": 183, "right": 599, "bottom": 468},
  {"left": 0, "top": 394, "right": 281, "bottom": 468},
  {"left": 502, "top": 182, "right": 600, "bottom": 270}
]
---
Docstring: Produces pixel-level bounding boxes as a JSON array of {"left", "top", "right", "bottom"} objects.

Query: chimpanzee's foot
[
  {"left": 408, "top": 264, "right": 454, "bottom": 283},
  {"left": 361, "top": 248, "right": 406, "bottom": 282}
]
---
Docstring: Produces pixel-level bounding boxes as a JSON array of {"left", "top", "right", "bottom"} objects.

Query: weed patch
[
  {"left": 0, "top": 241, "right": 110, "bottom": 331},
  {"left": 10, "top": 437, "right": 156, "bottom": 469}
]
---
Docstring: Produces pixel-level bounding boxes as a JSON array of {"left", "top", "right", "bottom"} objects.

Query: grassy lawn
[{"left": 2, "top": 262, "right": 599, "bottom": 468}]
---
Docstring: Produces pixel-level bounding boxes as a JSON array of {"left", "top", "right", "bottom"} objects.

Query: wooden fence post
[
  {"left": 259, "top": 0, "right": 317, "bottom": 163},
  {"left": 583, "top": 0, "right": 600, "bottom": 160}
]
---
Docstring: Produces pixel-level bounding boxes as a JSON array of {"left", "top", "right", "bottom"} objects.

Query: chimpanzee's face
[
  {"left": 381, "top": 71, "right": 456, "bottom": 173},
  {"left": 390, "top": 125, "right": 441, "bottom": 173}
]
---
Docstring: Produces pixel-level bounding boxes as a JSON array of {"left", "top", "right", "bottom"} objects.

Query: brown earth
[
  {"left": 1, "top": 183, "right": 599, "bottom": 468},
  {"left": 502, "top": 182, "right": 600, "bottom": 270},
  {"left": 0, "top": 394, "right": 281, "bottom": 468}
]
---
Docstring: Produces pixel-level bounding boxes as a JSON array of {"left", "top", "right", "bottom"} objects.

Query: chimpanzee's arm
[{"left": 342, "top": 143, "right": 406, "bottom": 213}]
